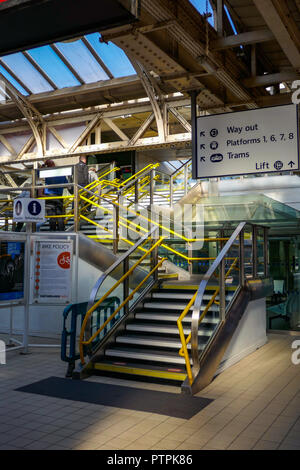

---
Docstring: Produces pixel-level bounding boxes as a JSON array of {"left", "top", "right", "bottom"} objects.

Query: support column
[{"left": 73, "top": 165, "right": 79, "bottom": 232}]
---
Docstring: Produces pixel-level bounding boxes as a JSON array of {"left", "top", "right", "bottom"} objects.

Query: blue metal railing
[{"left": 61, "top": 297, "right": 120, "bottom": 376}]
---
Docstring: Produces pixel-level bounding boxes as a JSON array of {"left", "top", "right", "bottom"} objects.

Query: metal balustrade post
[
  {"left": 264, "top": 227, "right": 269, "bottom": 277},
  {"left": 184, "top": 163, "right": 188, "bottom": 196},
  {"left": 239, "top": 229, "right": 245, "bottom": 286},
  {"left": 170, "top": 177, "right": 174, "bottom": 208},
  {"left": 149, "top": 169, "right": 154, "bottom": 206},
  {"left": 123, "top": 257, "right": 129, "bottom": 315},
  {"left": 135, "top": 179, "right": 139, "bottom": 204},
  {"left": 31, "top": 164, "right": 37, "bottom": 232},
  {"left": 110, "top": 161, "right": 116, "bottom": 180},
  {"left": 219, "top": 229, "right": 226, "bottom": 321},
  {"left": 73, "top": 166, "right": 79, "bottom": 232},
  {"left": 151, "top": 242, "right": 159, "bottom": 283},
  {"left": 113, "top": 197, "right": 119, "bottom": 254},
  {"left": 252, "top": 225, "right": 258, "bottom": 278}
]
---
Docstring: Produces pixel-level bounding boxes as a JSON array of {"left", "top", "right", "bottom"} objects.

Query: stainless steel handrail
[
  {"left": 155, "top": 158, "right": 192, "bottom": 178},
  {"left": 190, "top": 222, "right": 247, "bottom": 370}
]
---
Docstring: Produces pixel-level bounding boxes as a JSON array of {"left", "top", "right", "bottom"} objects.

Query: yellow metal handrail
[
  {"left": 177, "top": 257, "right": 239, "bottom": 385},
  {"left": 79, "top": 236, "right": 165, "bottom": 364},
  {"left": 79, "top": 192, "right": 230, "bottom": 263}
]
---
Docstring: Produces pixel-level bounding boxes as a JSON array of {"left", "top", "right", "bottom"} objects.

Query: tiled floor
[{"left": 0, "top": 332, "right": 300, "bottom": 450}]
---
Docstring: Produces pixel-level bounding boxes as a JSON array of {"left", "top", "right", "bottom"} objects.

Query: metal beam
[
  {"left": 81, "top": 37, "right": 114, "bottom": 80},
  {"left": 68, "top": 113, "right": 103, "bottom": 153},
  {"left": 0, "top": 59, "right": 32, "bottom": 95},
  {"left": 211, "top": 29, "right": 274, "bottom": 50},
  {"left": 253, "top": 0, "right": 300, "bottom": 69},
  {"left": 0, "top": 73, "right": 46, "bottom": 157},
  {"left": 50, "top": 44, "right": 85, "bottom": 85},
  {"left": 102, "top": 117, "right": 129, "bottom": 141},
  {"left": 0, "top": 135, "right": 16, "bottom": 157},
  {"left": 217, "top": 0, "right": 224, "bottom": 37},
  {"left": 129, "top": 57, "right": 166, "bottom": 141},
  {"left": 127, "top": 112, "right": 155, "bottom": 145},
  {"left": 243, "top": 71, "right": 299, "bottom": 88},
  {"left": 168, "top": 107, "right": 192, "bottom": 132}
]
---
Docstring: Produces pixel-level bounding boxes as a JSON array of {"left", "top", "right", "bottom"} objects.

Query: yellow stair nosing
[
  {"left": 93, "top": 362, "right": 186, "bottom": 381},
  {"left": 161, "top": 283, "right": 237, "bottom": 291}
]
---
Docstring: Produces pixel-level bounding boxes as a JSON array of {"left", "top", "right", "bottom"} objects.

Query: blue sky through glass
[
  {"left": 1, "top": 53, "right": 53, "bottom": 93},
  {"left": 55, "top": 40, "right": 109, "bottom": 83},
  {"left": 224, "top": 5, "right": 238, "bottom": 34},
  {"left": 85, "top": 33, "right": 136, "bottom": 78},
  {"left": 28, "top": 46, "right": 81, "bottom": 88},
  {"left": 189, "top": 0, "right": 214, "bottom": 25},
  {"left": 0, "top": 64, "right": 29, "bottom": 95}
]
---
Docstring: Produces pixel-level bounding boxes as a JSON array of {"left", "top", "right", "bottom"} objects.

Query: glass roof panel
[
  {"left": 27, "top": 45, "right": 81, "bottom": 88},
  {"left": 55, "top": 40, "right": 109, "bottom": 83},
  {"left": 1, "top": 53, "right": 53, "bottom": 93},
  {"left": 85, "top": 33, "right": 136, "bottom": 77},
  {"left": 0, "top": 64, "right": 29, "bottom": 95}
]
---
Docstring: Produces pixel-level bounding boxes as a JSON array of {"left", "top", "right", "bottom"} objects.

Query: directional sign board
[
  {"left": 13, "top": 198, "right": 45, "bottom": 223},
  {"left": 195, "top": 104, "right": 299, "bottom": 178}
]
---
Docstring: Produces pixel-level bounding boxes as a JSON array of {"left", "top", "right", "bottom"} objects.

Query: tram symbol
[
  {"left": 274, "top": 160, "right": 283, "bottom": 171},
  {"left": 210, "top": 154, "right": 223, "bottom": 163}
]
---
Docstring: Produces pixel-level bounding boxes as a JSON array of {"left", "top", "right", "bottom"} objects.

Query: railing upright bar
[
  {"left": 219, "top": 229, "right": 226, "bottom": 322},
  {"left": 73, "top": 166, "right": 79, "bottom": 232},
  {"left": 190, "top": 222, "right": 247, "bottom": 370},
  {"left": 252, "top": 225, "right": 258, "bottom": 278},
  {"left": 123, "top": 257, "right": 129, "bottom": 315},
  {"left": 170, "top": 177, "right": 174, "bottom": 208},
  {"left": 184, "top": 163, "right": 188, "bottom": 196},
  {"left": 264, "top": 227, "right": 269, "bottom": 278},
  {"left": 149, "top": 169, "right": 154, "bottom": 206},
  {"left": 113, "top": 197, "right": 119, "bottom": 255},
  {"left": 239, "top": 229, "right": 245, "bottom": 286}
]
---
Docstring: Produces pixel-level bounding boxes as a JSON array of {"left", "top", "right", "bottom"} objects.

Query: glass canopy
[
  {"left": 0, "top": 32, "right": 136, "bottom": 95},
  {"left": 200, "top": 194, "right": 300, "bottom": 233}
]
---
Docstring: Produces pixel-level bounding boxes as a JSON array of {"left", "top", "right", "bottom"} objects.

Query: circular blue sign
[{"left": 28, "top": 200, "right": 41, "bottom": 216}]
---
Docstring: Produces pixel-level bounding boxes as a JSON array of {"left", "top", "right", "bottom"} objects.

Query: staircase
[{"left": 90, "top": 283, "right": 235, "bottom": 385}]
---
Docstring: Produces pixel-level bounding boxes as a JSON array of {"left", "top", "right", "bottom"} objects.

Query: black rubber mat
[{"left": 15, "top": 376, "right": 213, "bottom": 419}]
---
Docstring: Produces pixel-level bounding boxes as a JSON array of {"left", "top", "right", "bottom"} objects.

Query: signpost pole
[
  {"left": 190, "top": 90, "right": 200, "bottom": 180},
  {"left": 22, "top": 233, "right": 31, "bottom": 354}
]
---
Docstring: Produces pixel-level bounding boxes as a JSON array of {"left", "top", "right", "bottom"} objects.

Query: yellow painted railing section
[
  {"left": 177, "top": 257, "right": 239, "bottom": 385},
  {"left": 79, "top": 236, "right": 165, "bottom": 364}
]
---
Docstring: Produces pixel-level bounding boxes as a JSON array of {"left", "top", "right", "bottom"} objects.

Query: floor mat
[{"left": 16, "top": 376, "right": 213, "bottom": 419}]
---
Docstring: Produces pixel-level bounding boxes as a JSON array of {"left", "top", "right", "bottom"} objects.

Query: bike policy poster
[{"left": 33, "top": 240, "right": 73, "bottom": 303}]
